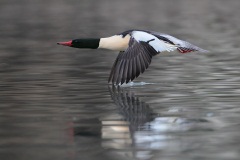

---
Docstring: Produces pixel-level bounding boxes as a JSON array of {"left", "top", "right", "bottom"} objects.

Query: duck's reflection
[
  {"left": 73, "top": 85, "right": 213, "bottom": 160},
  {"left": 100, "top": 85, "right": 212, "bottom": 160},
  {"left": 100, "top": 85, "right": 155, "bottom": 159}
]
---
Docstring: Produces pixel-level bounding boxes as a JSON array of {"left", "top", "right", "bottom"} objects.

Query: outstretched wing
[
  {"left": 150, "top": 32, "right": 209, "bottom": 53},
  {"left": 108, "top": 31, "right": 178, "bottom": 85}
]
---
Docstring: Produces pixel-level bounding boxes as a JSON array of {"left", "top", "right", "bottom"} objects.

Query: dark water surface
[{"left": 1, "top": 0, "right": 240, "bottom": 160}]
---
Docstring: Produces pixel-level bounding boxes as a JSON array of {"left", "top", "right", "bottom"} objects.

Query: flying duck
[{"left": 57, "top": 29, "right": 208, "bottom": 85}]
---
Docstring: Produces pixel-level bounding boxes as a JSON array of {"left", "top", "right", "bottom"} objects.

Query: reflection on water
[
  {"left": 100, "top": 86, "right": 213, "bottom": 160},
  {"left": 103, "top": 86, "right": 153, "bottom": 150},
  {"left": 1, "top": 0, "right": 240, "bottom": 160},
  {"left": 70, "top": 84, "right": 240, "bottom": 160}
]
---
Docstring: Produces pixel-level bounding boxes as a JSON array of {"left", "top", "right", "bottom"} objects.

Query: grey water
[{"left": 1, "top": 0, "right": 240, "bottom": 160}]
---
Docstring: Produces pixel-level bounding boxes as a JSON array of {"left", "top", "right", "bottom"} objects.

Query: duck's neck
[
  {"left": 99, "top": 35, "right": 130, "bottom": 51},
  {"left": 79, "top": 38, "right": 100, "bottom": 49}
]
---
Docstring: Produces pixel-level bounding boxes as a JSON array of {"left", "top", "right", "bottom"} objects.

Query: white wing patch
[
  {"left": 159, "top": 33, "right": 209, "bottom": 53},
  {"left": 132, "top": 31, "right": 178, "bottom": 52}
]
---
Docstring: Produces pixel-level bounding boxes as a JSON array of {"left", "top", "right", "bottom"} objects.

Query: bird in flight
[{"left": 57, "top": 29, "right": 208, "bottom": 85}]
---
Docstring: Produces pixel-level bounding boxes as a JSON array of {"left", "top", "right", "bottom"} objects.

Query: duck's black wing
[
  {"left": 108, "top": 37, "right": 156, "bottom": 85},
  {"left": 108, "top": 31, "right": 177, "bottom": 85}
]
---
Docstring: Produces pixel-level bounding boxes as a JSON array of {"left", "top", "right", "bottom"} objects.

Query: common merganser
[{"left": 57, "top": 29, "right": 208, "bottom": 85}]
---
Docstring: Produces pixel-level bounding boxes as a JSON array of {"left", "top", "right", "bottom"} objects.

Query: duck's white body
[{"left": 58, "top": 29, "right": 208, "bottom": 85}]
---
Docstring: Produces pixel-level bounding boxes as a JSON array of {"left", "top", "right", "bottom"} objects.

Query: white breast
[{"left": 98, "top": 35, "right": 130, "bottom": 51}]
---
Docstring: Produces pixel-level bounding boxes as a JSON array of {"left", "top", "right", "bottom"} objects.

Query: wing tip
[{"left": 177, "top": 47, "right": 209, "bottom": 54}]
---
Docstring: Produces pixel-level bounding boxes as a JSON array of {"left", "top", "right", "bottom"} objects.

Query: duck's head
[{"left": 57, "top": 38, "right": 100, "bottom": 49}]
